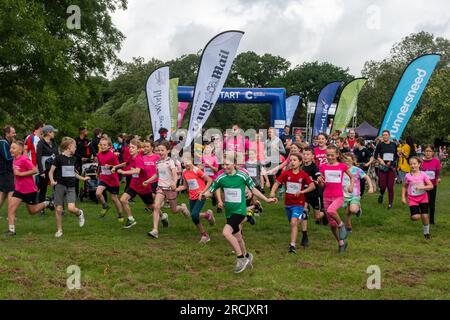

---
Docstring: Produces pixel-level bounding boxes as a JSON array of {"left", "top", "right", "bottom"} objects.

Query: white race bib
[
  {"left": 286, "top": 182, "right": 301, "bottom": 194},
  {"left": 425, "top": 171, "right": 435, "bottom": 180},
  {"left": 204, "top": 167, "right": 214, "bottom": 176},
  {"left": 411, "top": 184, "right": 425, "bottom": 196},
  {"left": 61, "top": 165, "right": 75, "bottom": 178},
  {"left": 132, "top": 172, "right": 139, "bottom": 178},
  {"left": 158, "top": 169, "right": 169, "bottom": 180},
  {"left": 325, "top": 170, "right": 342, "bottom": 183},
  {"left": 187, "top": 179, "right": 199, "bottom": 190},
  {"left": 224, "top": 188, "right": 242, "bottom": 203},
  {"left": 247, "top": 167, "right": 257, "bottom": 177},
  {"left": 101, "top": 166, "right": 112, "bottom": 175},
  {"left": 383, "top": 153, "right": 394, "bottom": 161}
]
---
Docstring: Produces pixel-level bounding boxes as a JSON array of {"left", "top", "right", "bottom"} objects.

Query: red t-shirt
[
  {"left": 13, "top": 155, "right": 37, "bottom": 194},
  {"left": 122, "top": 145, "right": 131, "bottom": 170},
  {"left": 276, "top": 169, "right": 312, "bottom": 206},
  {"left": 143, "top": 153, "right": 160, "bottom": 183},
  {"left": 183, "top": 167, "right": 207, "bottom": 200},
  {"left": 129, "top": 153, "right": 152, "bottom": 194},
  {"left": 314, "top": 147, "right": 328, "bottom": 168},
  {"left": 97, "top": 150, "right": 120, "bottom": 187}
]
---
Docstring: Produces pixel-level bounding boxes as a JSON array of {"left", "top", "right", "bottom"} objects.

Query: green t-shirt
[{"left": 209, "top": 170, "right": 255, "bottom": 218}]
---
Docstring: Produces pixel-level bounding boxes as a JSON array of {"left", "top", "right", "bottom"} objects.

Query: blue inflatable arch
[{"left": 178, "top": 86, "right": 287, "bottom": 128}]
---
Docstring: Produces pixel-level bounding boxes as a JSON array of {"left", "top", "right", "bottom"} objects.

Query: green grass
[{"left": 0, "top": 177, "right": 449, "bottom": 300}]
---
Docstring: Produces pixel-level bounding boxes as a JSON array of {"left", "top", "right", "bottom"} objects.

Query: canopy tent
[{"left": 355, "top": 121, "right": 378, "bottom": 139}]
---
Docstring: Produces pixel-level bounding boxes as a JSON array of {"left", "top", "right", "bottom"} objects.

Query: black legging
[
  {"left": 38, "top": 171, "right": 50, "bottom": 203},
  {"left": 427, "top": 185, "right": 437, "bottom": 222}
]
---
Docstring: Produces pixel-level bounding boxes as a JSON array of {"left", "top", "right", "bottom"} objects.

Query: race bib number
[
  {"left": 286, "top": 182, "right": 301, "bottom": 194},
  {"left": 383, "top": 153, "right": 394, "bottom": 161},
  {"left": 61, "top": 166, "right": 75, "bottom": 178},
  {"left": 132, "top": 172, "right": 139, "bottom": 178},
  {"left": 224, "top": 188, "right": 242, "bottom": 203},
  {"left": 425, "top": 171, "right": 435, "bottom": 180},
  {"left": 158, "top": 169, "right": 169, "bottom": 180},
  {"left": 325, "top": 170, "right": 342, "bottom": 183},
  {"left": 411, "top": 184, "right": 425, "bottom": 196},
  {"left": 204, "top": 167, "right": 214, "bottom": 176},
  {"left": 187, "top": 179, "right": 199, "bottom": 190},
  {"left": 247, "top": 167, "right": 257, "bottom": 177},
  {"left": 101, "top": 166, "right": 112, "bottom": 175}
]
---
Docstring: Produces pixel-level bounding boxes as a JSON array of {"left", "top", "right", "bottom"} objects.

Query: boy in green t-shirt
[{"left": 200, "top": 158, "right": 277, "bottom": 274}]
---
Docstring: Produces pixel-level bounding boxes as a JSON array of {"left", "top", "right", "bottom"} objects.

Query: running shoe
[
  {"left": 388, "top": 204, "right": 393, "bottom": 210},
  {"left": 339, "top": 225, "right": 348, "bottom": 240},
  {"left": 78, "top": 210, "right": 85, "bottom": 227},
  {"left": 301, "top": 234, "right": 309, "bottom": 247},
  {"left": 55, "top": 230, "right": 63, "bottom": 238},
  {"left": 206, "top": 209, "right": 215, "bottom": 226},
  {"left": 378, "top": 194, "right": 383, "bottom": 204},
  {"left": 338, "top": 240, "right": 348, "bottom": 254},
  {"left": 123, "top": 218, "right": 136, "bottom": 229},
  {"left": 246, "top": 252, "right": 254, "bottom": 269},
  {"left": 147, "top": 230, "right": 159, "bottom": 239},
  {"left": 346, "top": 227, "right": 353, "bottom": 234},
  {"left": 234, "top": 257, "right": 249, "bottom": 273},
  {"left": 46, "top": 200, "right": 55, "bottom": 211},
  {"left": 424, "top": 234, "right": 432, "bottom": 240},
  {"left": 246, "top": 211, "right": 256, "bottom": 225},
  {"left": 160, "top": 212, "right": 169, "bottom": 228},
  {"left": 180, "top": 203, "right": 190, "bottom": 219},
  {"left": 199, "top": 234, "right": 210, "bottom": 244},
  {"left": 356, "top": 208, "right": 362, "bottom": 218},
  {"left": 100, "top": 205, "right": 110, "bottom": 218},
  {"left": 288, "top": 245, "right": 297, "bottom": 254},
  {"left": 3, "top": 230, "right": 16, "bottom": 238},
  {"left": 117, "top": 214, "right": 124, "bottom": 223}
]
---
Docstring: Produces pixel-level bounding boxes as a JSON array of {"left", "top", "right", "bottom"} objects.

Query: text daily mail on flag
[
  {"left": 185, "top": 31, "right": 244, "bottom": 146},
  {"left": 146, "top": 66, "right": 171, "bottom": 141}
]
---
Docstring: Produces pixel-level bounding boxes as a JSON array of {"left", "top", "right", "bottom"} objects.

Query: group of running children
[{"left": 4, "top": 130, "right": 442, "bottom": 274}]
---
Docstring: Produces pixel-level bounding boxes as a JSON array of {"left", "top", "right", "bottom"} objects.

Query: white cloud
[{"left": 111, "top": 0, "right": 450, "bottom": 76}]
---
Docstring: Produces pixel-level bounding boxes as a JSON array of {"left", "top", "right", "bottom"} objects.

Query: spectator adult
[
  {"left": 280, "top": 125, "right": 294, "bottom": 144},
  {"left": 353, "top": 137, "right": 373, "bottom": 196},
  {"left": 24, "top": 121, "right": 44, "bottom": 167},
  {"left": 0, "top": 126, "right": 17, "bottom": 213},
  {"left": 91, "top": 128, "right": 103, "bottom": 160},
  {"left": 346, "top": 129, "right": 357, "bottom": 150},
  {"left": 36, "top": 125, "right": 58, "bottom": 209}
]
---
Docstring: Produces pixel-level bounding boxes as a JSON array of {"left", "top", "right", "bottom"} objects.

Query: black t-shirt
[
  {"left": 374, "top": 142, "right": 398, "bottom": 167},
  {"left": 53, "top": 154, "right": 77, "bottom": 187},
  {"left": 354, "top": 147, "right": 372, "bottom": 171},
  {"left": 301, "top": 162, "right": 320, "bottom": 195}
]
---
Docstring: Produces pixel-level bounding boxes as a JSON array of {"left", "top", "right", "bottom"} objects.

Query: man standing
[
  {"left": 0, "top": 126, "right": 17, "bottom": 213},
  {"left": 346, "top": 129, "right": 357, "bottom": 151},
  {"left": 280, "top": 125, "right": 294, "bottom": 145}
]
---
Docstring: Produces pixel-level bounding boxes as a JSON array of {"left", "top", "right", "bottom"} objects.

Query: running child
[
  {"left": 342, "top": 153, "right": 374, "bottom": 233},
  {"left": 318, "top": 145, "right": 354, "bottom": 254},
  {"left": 96, "top": 137, "right": 124, "bottom": 222},
  {"left": 145, "top": 140, "right": 189, "bottom": 239},
  {"left": 301, "top": 147, "right": 326, "bottom": 225},
  {"left": 199, "top": 142, "right": 220, "bottom": 212},
  {"left": 402, "top": 156, "right": 433, "bottom": 239},
  {"left": 49, "top": 138, "right": 89, "bottom": 238},
  {"left": 4, "top": 140, "right": 55, "bottom": 237},
  {"left": 270, "top": 153, "right": 315, "bottom": 253},
  {"left": 314, "top": 133, "right": 328, "bottom": 168},
  {"left": 113, "top": 139, "right": 158, "bottom": 229},
  {"left": 200, "top": 155, "right": 277, "bottom": 273},
  {"left": 420, "top": 145, "right": 441, "bottom": 225},
  {"left": 244, "top": 149, "right": 270, "bottom": 216},
  {"left": 176, "top": 154, "right": 215, "bottom": 243}
]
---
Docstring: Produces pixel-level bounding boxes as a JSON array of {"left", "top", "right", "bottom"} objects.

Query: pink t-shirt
[
  {"left": 420, "top": 158, "right": 441, "bottom": 186},
  {"left": 201, "top": 154, "right": 219, "bottom": 179},
  {"left": 129, "top": 153, "right": 152, "bottom": 194},
  {"left": 320, "top": 162, "right": 349, "bottom": 198},
  {"left": 405, "top": 172, "right": 431, "bottom": 203},
  {"left": 157, "top": 157, "right": 177, "bottom": 188},
  {"left": 97, "top": 150, "right": 120, "bottom": 187},
  {"left": 143, "top": 153, "right": 160, "bottom": 183},
  {"left": 314, "top": 147, "right": 328, "bottom": 168},
  {"left": 13, "top": 155, "right": 37, "bottom": 194}
]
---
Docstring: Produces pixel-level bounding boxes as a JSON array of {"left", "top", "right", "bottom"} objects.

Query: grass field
[{"left": 0, "top": 176, "right": 449, "bottom": 300}]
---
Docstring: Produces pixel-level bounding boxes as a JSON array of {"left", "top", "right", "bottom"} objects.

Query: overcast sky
[{"left": 111, "top": 0, "right": 450, "bottom": 76}]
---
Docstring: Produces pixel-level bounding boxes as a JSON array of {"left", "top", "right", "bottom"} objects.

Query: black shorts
[
  {"left": 226, "top": 214, "right": 246, "bottom": 234},
  {"left": 410, "top": 203, "right": 429, "bottom": 216},
  {"left": 305, "top": 192, "right": 320, "bottom": 210},
  {"left": 151, "top": 182, "right": 158, "bottom": 194},
  {"left": 125, "top": 187, "right": 154, "bottom": 205},
  {"left": 0, "top": 173, "right": 15, "bottom": 193},
  {"left": 13, "top": 191, "right": 38, "bottom": 205},
  {"left": 98, "top": 181, "right": 119, "bottom": 195}
]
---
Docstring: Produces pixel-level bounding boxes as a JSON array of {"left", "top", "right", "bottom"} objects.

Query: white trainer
[{"left": 78, "top": 209, "right": 85, "bottom": 227}]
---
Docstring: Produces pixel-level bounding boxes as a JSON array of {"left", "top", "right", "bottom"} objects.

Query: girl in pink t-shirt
[
  {"left": 176, "top": 155, "right": 215, "bottom": 244},
  {"left": 5, "top": 141, "right": 54, "bottom": 236},
  {"left": 318, "top": 145, "right": 354, "bottom": 254},
  {"left": 143, "top": 140, "right": 160, "bottom": 195},
  {"left": 96, "top": 137, "right": 123, "bottom": 221},
  {"left": 402, "top": 157, "right": 434, "bottom": 239},
  {"left": 314, "top": 133, "right": 328, "bottom": 168},
  {"left": 420, "top": 144, "right": 441, "bottom": 225}
]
